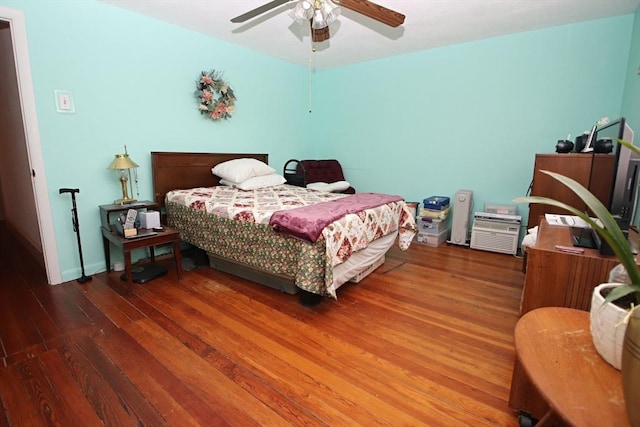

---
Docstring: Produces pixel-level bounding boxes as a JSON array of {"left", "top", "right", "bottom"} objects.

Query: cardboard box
[{"left": 123, "top": 228, "right": 137, "bottom": 238}]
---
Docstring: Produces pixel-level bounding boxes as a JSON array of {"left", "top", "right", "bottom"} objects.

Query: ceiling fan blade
[
  {"left": 231, "top": 0, "right": 292, "bottom": 23},
  {"left": 337, "top": 0, "right": 405, "bottom": 27}
]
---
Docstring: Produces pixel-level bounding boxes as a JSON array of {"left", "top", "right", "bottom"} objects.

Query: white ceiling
[{"left": 100, "top": 0, "right": 640, "bottom": 70}]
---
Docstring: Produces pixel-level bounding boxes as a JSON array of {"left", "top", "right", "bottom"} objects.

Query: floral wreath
[{"left": 196, "top": 70, "right": 236, "bottom": 121}]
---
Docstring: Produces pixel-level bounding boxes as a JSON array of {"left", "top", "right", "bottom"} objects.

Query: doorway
[{"left": 0, "top": 6, "right": 61, "bottom": 284}]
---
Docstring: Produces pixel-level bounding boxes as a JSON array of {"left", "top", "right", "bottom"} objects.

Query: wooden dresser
[
  {"left": 520, "top": 218, "right": 619, "bottom": 315},
  {"left": 527, "top": 153, "right": 615, "bottom": 229}
]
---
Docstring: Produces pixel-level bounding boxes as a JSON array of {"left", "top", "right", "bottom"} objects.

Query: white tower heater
[{"left": 449, "top": 189, "right": 473, "bottom": 246}]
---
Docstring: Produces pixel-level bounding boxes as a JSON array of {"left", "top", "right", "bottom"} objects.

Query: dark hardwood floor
[{"left": 0, "top": 223, "right": 525, "bottom": 426}]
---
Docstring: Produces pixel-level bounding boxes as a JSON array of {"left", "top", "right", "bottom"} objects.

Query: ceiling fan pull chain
[{"left": 308, "top": 57, "right": 313, "bottom": 113}]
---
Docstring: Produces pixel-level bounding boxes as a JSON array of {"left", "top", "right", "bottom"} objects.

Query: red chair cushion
[{"left": 298, "top": 160, "right": 355, "bottom": 194}]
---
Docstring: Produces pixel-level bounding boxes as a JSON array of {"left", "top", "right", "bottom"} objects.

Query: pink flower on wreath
[
  {"left": 202, "top": 90, "right": 213, "bottom": 101},
  {"left": 195, "top": 70, "right": 235, "bottom": 121}
]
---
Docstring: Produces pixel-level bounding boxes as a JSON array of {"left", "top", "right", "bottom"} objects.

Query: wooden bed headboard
[{"left": 151, "top": 152, "right": 269, "bottom": 207}]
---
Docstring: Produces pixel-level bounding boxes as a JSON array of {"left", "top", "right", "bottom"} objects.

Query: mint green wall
[
  {"left": 2, "top": 0, "right": 637, "bottom": 282},
  {"left": 1, "top": 0, "right": 312, "bottom": 281},
  {"left": 313, "top": 15, "right": 634, "bottom": 223},
  {"left": 621, "top": 7, "right": 640, "bottom": 130}
]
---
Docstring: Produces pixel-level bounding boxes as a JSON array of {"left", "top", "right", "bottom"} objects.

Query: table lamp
[{"left": 107, "top": 150, "right": 138, "bottom": 205}]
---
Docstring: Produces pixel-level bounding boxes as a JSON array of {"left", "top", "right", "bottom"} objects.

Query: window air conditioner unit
[{"left": 470, "top": 212, "right": 521, "bottom": 255}]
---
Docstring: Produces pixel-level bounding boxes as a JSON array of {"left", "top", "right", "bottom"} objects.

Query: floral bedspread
[{"left": 166, "top": 184, "right": 416, "bottom": 297}]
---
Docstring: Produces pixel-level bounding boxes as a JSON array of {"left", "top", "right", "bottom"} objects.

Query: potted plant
[{"left": 514, "top": 138, "right": 640, "bottom": 426}]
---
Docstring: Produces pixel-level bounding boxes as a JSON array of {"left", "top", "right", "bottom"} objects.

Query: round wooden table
[{"left": 514, "top": 307, "right": 630, "bottom": 427}]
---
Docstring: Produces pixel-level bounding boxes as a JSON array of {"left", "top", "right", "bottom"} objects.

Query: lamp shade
[
  {"left": 107, "top": 154, "right": 139, "bottom": 170},
  {"left": 319, "top": 1, "right": 340, "bottom": 26},
  {"left": 108, "top": 153, "right": 138, "bottom": 204},
  {"left": 290, "top": 0, "right": 313, "bottom": 22}
]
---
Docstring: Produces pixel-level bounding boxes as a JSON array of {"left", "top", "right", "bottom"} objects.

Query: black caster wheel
[
  {"left": 298, "top": 290, "right": 322, "bottom": 307},
  {"left": 518, "top": 412, "right": 537, "bottom": 427}
]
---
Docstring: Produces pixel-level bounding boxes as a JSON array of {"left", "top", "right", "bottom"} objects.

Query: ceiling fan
[{"left": 231, "top": 0, "right": 405, "bottom": 43}]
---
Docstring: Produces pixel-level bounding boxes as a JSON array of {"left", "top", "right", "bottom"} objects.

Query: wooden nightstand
[
  {"left": 99, "top": 202, "right": 181, "bottom": 294},
  {"left": 101, "top": 225, "right": 181, "bottom": 294}
]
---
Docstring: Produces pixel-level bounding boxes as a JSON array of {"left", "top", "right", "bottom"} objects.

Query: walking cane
[{"left": 59, "top": 188, "right": 92, "bottom": 283}]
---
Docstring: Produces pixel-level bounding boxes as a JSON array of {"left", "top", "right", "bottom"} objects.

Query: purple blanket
[{"left": 269, "top": 192, "right": 403, "bottom": 242}]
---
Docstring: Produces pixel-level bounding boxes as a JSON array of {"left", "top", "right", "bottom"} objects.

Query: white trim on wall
[{"left": 0, "top": 6, "right": 61, "bottom": 285}]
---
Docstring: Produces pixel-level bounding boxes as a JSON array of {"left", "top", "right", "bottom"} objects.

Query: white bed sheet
[{"left": 331, "top": 230, "right": 397, "bottom": 292}]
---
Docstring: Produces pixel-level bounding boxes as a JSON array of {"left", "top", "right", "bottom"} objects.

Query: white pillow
[
  {"left": 306, "top": 181, "right": 351, "bottom": 192},
  {"left": 220, "top": 173, "right": 286, "bottom": 190},
  {"left": 218, "top": 178, "right": 237, "bottom": 187},
  {"left": 211, "top": 158, "right": 275, "bottom": 183}
]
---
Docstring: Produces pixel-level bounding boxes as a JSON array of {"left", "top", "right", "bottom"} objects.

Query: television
[
  {"left": 599, "top": 117, "right": 637, "bottom": 232},
  {"left": 571, "top": 118, "right": 636, "bottom": 253},
  {"left": 576, "top": 118, "right": 637, "bottom": 254}
]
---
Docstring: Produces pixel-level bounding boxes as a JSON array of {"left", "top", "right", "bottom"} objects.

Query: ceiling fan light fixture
[
  {"left": 311, "top": 7, "right": 327, "bottom": 29},
  {"left": 293, "top": 0, "right": 338, "bottom": 30},
  {"left": 290, "top": 0, "right": 313, "bottom": 23},
  {"left": 319, "top": 1, "right": 341, "bottom": 25}
]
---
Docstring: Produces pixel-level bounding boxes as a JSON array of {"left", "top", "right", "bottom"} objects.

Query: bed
[{"left": 151, "top": 152, "right": 416, "bottom": 303}]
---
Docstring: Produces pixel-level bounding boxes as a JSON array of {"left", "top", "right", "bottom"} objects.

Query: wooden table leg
[
  {"left": 103, "top": 236, "right": 111, "bottom": 272},
  {"left": 509, "top": 358, "right": 548, "bottom": 419},
  {"left": 123, "top": 248, "right": 133, "bottom": 294},
  {"left": 173, "top": 239, "right": 181, "bottom": 280}
]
